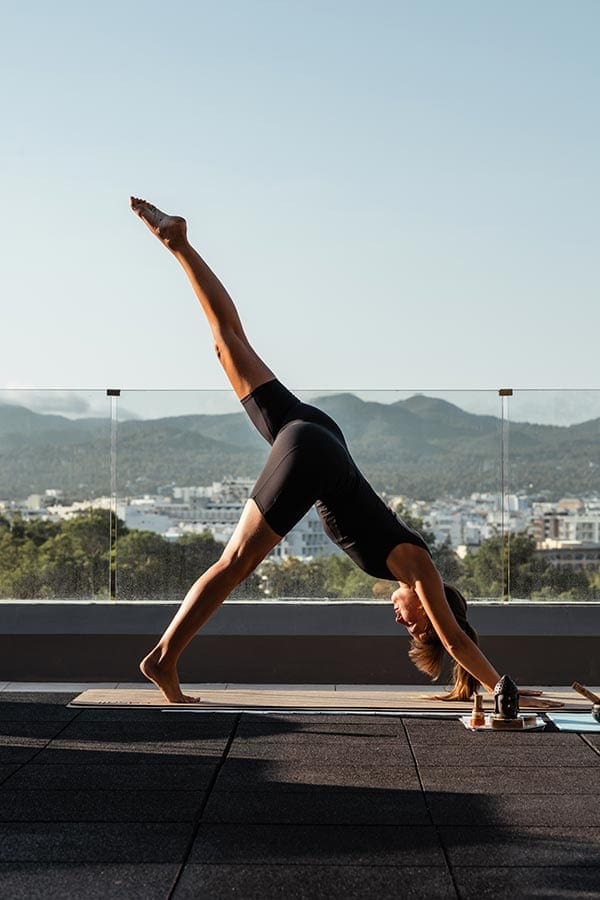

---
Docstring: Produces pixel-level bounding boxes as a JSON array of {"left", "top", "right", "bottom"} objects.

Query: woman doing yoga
[{"left": 131, "top": 197, "right": 556, "bottom": 709}]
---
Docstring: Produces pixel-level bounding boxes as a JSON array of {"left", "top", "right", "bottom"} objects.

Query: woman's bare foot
[
  {"left": 130, "top": 197, "right": 188, "bottom": 251},
  {"left": 139, "top": 647, "right": 201, "bottom": 704}
]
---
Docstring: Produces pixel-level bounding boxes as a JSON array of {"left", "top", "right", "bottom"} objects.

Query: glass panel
[
  {"left": 0, "top": 389, "right": 112, "bottom": 601},
  {"left": 507, "top": 390, "right": 600, "bottom": 602},
  {"left": 5, "top": 387, "right": 595, "bottom": 605},
  {"left": 348, "top": 389, "right": 504, "bottom": 604},
  {"left": 114, "top": 388, "right": 504, "bottom": 603},
  {"left": 114, "top": 389, "right": 265, "bottom": 602}
]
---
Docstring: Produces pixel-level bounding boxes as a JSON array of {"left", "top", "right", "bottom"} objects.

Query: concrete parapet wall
[{"left": 1, "top": 601, "right": 599, "bottom": 684}]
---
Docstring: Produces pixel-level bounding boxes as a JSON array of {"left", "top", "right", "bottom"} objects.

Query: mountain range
[{"left": 0, "top": 394, "right": 598, "bottom": 501}]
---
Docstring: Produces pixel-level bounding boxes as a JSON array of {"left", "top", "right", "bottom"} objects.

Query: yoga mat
[
  {"left": 70, "top": 688, "right": 474, "bottom": 711},
  {"left": 69, "top": 687, "right": 586, "bottom": 712},
  {"left": 546, "top": 712, "right": 600, "bottom": 733}
]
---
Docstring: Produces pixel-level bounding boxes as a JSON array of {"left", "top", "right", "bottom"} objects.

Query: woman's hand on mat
[{"left": 519, "top": 695, "right": 564, "bottom": 709}]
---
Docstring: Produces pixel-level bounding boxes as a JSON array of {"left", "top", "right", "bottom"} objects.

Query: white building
[
  {"left": 115, "top": 480, "right": 339, "bottom": 560},
  {"left": 116, "top": 503, "right": 175, "bottom": 537},
  {"left": 268, "top": 507, "right": 339, "bottom": 561}
]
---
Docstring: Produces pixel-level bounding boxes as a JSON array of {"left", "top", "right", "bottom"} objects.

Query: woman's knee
[{"left": 216, "top": 547, "right": 259, "bottom": 585}]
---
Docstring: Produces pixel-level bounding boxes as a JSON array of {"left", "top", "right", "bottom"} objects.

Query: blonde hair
[{"left": 407, "top": 584, "right": 480, "bottom": 700}]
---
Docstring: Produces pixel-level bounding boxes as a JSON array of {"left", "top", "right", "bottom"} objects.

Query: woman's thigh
[
  {"left": 249, "top": 421, "right": 348, "bottom": 538},
  {"left": 221, "top": 499, "right": 283, "bottom": 576}
]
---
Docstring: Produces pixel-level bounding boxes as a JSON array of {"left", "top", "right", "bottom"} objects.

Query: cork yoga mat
[{"left": 70, "top": 687, "right": 589, "bottom": 712}]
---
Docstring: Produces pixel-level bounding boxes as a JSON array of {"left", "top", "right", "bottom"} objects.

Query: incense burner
[{"left": 493, "top": 674, "right": 520, "bottom": 720}]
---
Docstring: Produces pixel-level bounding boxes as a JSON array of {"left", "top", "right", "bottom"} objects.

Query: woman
[{"left": 131, "top": 197, "right": 556, "bottom": 709}]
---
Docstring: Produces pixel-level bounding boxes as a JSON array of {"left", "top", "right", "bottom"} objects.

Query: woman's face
[{"left": 391, "top": 585, "right": 431, "bottom": 641}]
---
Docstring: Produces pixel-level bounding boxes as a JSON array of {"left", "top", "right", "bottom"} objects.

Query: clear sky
[{"left": 2, "top": 1, "right": 599, "bottom": 412}]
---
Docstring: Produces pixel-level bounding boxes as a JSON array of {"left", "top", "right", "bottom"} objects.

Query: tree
[
  {"left": 0, "top": 532, "right": 44, "bottom": 598},
  {"left": 117, "top": 528, "right": 260, "bottom": 601},
  {"left": 258, "top": 553, "right": 392, "bottom": 600},
  {"left": 117, "top": 530, "right": 172, "bottom": 599},
  {"left": 259, "top": 557, "right": 329, "bottom": 598},
  {"left": 431, "top": 536, "right": 464, "bottom": 584},
  {"left": 41, "top": 509, "right": 116, "bottom": 598},
  {"left": 456, "top": 533, "right": 591, "bottom": 600}
]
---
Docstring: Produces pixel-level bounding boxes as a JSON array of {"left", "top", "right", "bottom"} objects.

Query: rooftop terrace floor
[{"left": 1, "top": 685, "right": 599, "bottom": 899}]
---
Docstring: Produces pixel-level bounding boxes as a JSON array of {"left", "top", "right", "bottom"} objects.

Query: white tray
[{"left": 460, "top": 714, "right": 546, "bottom": 732}]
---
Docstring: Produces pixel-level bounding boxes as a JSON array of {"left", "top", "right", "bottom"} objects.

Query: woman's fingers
[
  {"left": 519, "top": 689, "right": 543, "bottom": 696},
  {"left": 520, "top": 696, "right": 563, "bottom": 709}
]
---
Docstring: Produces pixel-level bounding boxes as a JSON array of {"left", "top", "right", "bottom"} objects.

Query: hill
[{"left": 0, "top": 396, "right": 598, "bottom": 501}]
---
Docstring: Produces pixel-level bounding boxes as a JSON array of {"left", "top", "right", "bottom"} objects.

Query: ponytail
[{"left": 408, "top": 584, "right": 481, "bottom": 701}]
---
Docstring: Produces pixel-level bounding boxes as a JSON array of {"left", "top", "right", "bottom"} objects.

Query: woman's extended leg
[
  {"left": 130, "top": 197, "right": 274, "bottom": 399},
  {"left": 131, "top": 197, "right": 285, "bottom": 701},
  {"left": 140, "top": 500, "right": 281, "bottom": 703}
]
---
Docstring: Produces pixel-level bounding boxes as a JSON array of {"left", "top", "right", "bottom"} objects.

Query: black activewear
[{"left": 241, "top": 379, "right": 430, "bottom": 580}]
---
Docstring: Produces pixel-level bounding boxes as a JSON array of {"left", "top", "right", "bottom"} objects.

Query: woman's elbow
[{"left": 442, "top": 631, "right": 469, "bottom": 658}]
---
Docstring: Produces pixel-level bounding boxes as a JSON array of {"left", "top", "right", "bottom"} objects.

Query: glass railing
[
  {"left": 0, "top": 387, "right": 598, "bottom": 602},
  {"left": 0, "top": 389, "right": 113, "bottom": 601},
  {"left": 505, "top": 390, "right": 600, "bottom": 602}
]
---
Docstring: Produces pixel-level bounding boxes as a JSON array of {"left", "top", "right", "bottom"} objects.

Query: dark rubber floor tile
[
  {"left": 4, "top": 762, "right": 217, "bottom": 790},
  {"left": 215, "top": 759, "right": 420, "bottom": 792},
  {"left": 189, "top": 824, "right": 445, "bottom": 866},
  {"left": 0, "top": 736, "right": 55, "bottom": 765},
  {"left": 0, "top": 822, "right": 193, "bottom": 862},
  {"left": 1, "top": 693, "right": 79, "bottom": 703},
  {"left": 0, "top": 696, "right": 80, "bottom": 721},
  {"left": 76, "top": 708, "right": 237, "bottom": 725},
  {"left": 586, "top": 734, "right": 600, "bottom": 751},
  {"left": 0, "top": 764, "right": 20, "bottom": 784},
  {"left": 239, "top": 714, "right": 407, "bottom": 727},
  {"left": 174, "top": 864, "right": 455, "bottom": 899},
  {"left": 420, "top": 765, "right": 600, "bottom": 795},
  {"left": 34, "top": 743, "right": 225, "bottom": 766},
  {"left": 60, "top": 720, "right": 234, "bottom": 741},
  {"left": 0, "top": 789, "right": 205, "bottom": 822},
  {"left": 440, "top": 826, "right": 600, "bottom": 866},
  {"left": 412, "top": 744, "right": 599, "bottom": 767},
  {"left": 0, "top": 733, "right": 64, "bottom": 766},
  {"left": 202, "top": 788, "right": 430, "bottom": 825},
  {"left": 73, "top": 707, "right": 174, "bottom": 722},
  {"left": 229, "top": 734, "right": 414, "bottom": 763},
  {"left": 429, "top": 793, "right": 600, "bottom": 827},
  {"left": 0, "top": 722, "right": 70, "bottom": 740},
  {"left": 454, "top": 866, "right": 600, "bottom": 899},
  {"left": 0, "top": 747, "right": 41, "bottom": 765},
  {"left": 237, "top": 719, "right": 408, "bottom": 738},
  {"left": 405, "top": 720, "right": 579, "bottom": 746},
  {"left": 0, "top": 862, "right": 178, "bottom": 900}
]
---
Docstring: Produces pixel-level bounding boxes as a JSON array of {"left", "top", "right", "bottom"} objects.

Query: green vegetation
[
  {"left": 0, "top": 507, "right": 596, "bottom": 602},
  {"left": 0, "top": 510, "right": 258, "bottom": 600},
  {"left": 259, "top": 535, "right": 595, "bottom": 601},
  {"left": 457, "top": 533, "right": 592, "bottom": 600},
  {"left": 259, "top": 554, "right": 387, "bottom": 600}
]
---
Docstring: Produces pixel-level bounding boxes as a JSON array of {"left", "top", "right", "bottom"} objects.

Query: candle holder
[{"left": 490, "top": 674, "right": 520, "bottom": 728}]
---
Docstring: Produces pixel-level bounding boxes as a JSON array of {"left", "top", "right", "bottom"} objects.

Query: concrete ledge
[
  {"left": 2, "top": 599, "right": 600, "bottom": 636},
  {"left": 1, "top": 601, "right": 599, "bottom": 684}
]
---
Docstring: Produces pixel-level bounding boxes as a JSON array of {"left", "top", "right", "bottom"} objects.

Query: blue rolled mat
[{"left": 546, "top": 712, "right": 600, "bottom": 732}]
